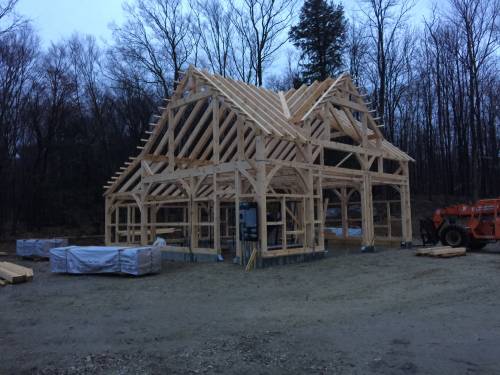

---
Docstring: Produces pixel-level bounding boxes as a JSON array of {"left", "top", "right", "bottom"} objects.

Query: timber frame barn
[{"left": 103, "top": 66, "right": 414, "bottom": 264}]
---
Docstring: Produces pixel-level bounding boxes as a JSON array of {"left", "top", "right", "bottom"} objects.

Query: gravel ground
[{"left": 1, "top": 244, "right": 500, "bottom": 374}]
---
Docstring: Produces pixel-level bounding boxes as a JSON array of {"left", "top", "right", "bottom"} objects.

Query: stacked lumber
[
  {"left": 415, "top": 246, "right": 466, "bottom": 258},
  {"left": 0, "top": 261, "right": 34, "bottom": 285}
]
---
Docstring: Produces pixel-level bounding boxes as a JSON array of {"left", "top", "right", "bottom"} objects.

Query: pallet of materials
[
  {"left": 415, "top": 246, "right": 466, "bottom": 258},
  {"left": 0, "top": 261, "right": 34, "bottom": 285},
  {"left": 16, "top": 238, "right": 69, "bottom": 258},
  {"left": 50, "top": 246, "right": 161, "bottom": 276}
]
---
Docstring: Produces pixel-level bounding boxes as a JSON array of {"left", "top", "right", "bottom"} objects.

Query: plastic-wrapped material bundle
[
  {"left": 50, "top": 246, "right": 161, "bottom": 276},
  {"left": 16, "top": 238, "right": 69, "bottom": 258}
]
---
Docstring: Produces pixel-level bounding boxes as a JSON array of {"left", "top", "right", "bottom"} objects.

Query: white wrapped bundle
[
  {"left": 50, "top": 246, "right": 161, "bottom": 276},
  {"left": 16, "top": 238, "right": 69, "bottom": 258}
]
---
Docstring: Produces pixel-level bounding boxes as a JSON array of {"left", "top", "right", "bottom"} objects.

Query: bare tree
[
  {"left": 0, "top": 23, "right": 37, "bottom": 234},
  {"left": 111, "top": 0, "right": 195, "bottom": 98},
  {"left": 191, "top": 0, "right": 233, "bottom": 76},
  {"left": 447, "top": 0, "right": 499, "bottom": 198},
  {"left": 265, "top": 49, "right": 301, "bottom": 90},
  {"left": 0, "top": 0, "right": 25, "bottom": 35},
  {"left": 232, "top": 0, "right": 297, "bottom": 86},
  {"left": 359, "top": 0, "right": 415, "bottom": 139},
  {"left": 345, "top": 20, "right": 370, "bottom": 88}
]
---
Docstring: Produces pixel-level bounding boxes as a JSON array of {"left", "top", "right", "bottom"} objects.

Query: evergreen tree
[{"left": 289, "top": 0, "right": 347, "bottom": 83}]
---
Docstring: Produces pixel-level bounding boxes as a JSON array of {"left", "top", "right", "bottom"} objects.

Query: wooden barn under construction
[{"left": 103, "top": 66, "right": 414, "bottom": 265}]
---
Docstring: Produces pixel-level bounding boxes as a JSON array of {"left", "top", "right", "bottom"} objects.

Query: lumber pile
[
  {"left": 0, "top": 261, "right": 34, "bottom": 285},
  {"left": 16, "top": 238, "right": 68, "bottom": 258},
  {"left": 415, "top": 246, "right": 466, "bottom": 258},
  {"left": 50, "top": 246, "right": 161, "bottom": 276}
]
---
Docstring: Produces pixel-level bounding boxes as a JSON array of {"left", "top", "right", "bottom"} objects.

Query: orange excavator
[{"left": 420, "top": 198, "right": 500, "bottom": 249}]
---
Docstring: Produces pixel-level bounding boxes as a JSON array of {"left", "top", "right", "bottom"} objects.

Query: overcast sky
[
  {"left": 18, "top": 0, "right": 433, "bottom": 48},
  {"left": 18, "top": 0, "right": 125, "bottom": 46}
]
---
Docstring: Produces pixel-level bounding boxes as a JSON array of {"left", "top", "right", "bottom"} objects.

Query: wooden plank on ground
[
  {"left": 0, "top": 262, "right": 34, "bottom": 281},
  {"left": 245, "top": 248, "right": 257, "bottom": 272},
  {"left": 415, "top": 246, "right": 466, "bottom": 258},
  {"left": 0, "top": 264, "right": 26, "bottom": 284}
]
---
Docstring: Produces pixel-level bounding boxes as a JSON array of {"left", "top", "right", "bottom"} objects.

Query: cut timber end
[
  {"left": 415, "top": 246, "right": 466, "bottom": 258},
  {"left": 0, "top": 262, "right": 32, "bottom": 283}
]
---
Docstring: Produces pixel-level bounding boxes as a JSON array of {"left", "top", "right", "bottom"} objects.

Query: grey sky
[{"left": 18, "top": 0, "right": 125, "bottom": 46}]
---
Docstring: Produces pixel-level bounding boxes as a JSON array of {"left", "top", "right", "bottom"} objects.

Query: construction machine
[{"left": 420, "top": 198, "right": 500, "bottom": 249}]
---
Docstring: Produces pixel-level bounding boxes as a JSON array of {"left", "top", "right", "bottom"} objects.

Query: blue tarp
[
  {"left": 16, "top": 238, "right": 69, "bottom": 258},
  {"left": 50, "top": 246, "right": 161, "bottom": 276}
]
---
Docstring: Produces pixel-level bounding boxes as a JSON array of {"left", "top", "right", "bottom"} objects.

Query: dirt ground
[{"left": 2, "top": 243, "right": 500, "bottom": 375}]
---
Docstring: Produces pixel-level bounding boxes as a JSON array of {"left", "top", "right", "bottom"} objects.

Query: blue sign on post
[{"left": 240, "top": 202, "right": 258, "bottom": 241}]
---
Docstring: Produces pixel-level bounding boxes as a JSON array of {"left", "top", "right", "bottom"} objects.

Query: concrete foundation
[{"left": 161, "top": 251, "right": 219, "bottom": 263}]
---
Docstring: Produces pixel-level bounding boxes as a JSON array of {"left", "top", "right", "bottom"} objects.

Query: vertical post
[
  {"left": 105, "top": 196, "right": 112, "bottom": 245},
  {"left": 341, "top": 187, "right": 349, "bottom": 239},
  {"left": 387, "top": 201, "right": 392, "bottom": 241},
  {"left": 140, "top": 162, "right": 150, "bottom": 246},
  {"left": 115, "top": 206, "right": 119, "bottom": 244},
  {"left": 213, "top": 173, "right": 220, "bottom": 255},
  {"left": 281, "top": 196, "right": 287, "bottom": 250},
  {"left": 256, "top": 133, "right": 267, "bottom": 257},
  {"left": 401, "top": 161, "right": 413, "bottom": 246},
  {"left": 131, "top": 206, "right": 135, "bottom": 243},
  {"left": 317, "top": 178, "right": 324, "bottom": 250},
  {"left": 235, "top": 170, "right": 241, "bottom": 261},
  {"left": 360, "top": 173, "right": 374, "bottom": 250},
  {"left": 150, "top": 205, "right": 157, "bottom": 242},
  {"left": 126, "top": 205, "right": 131, "bottom": 244},
  {"left": 140, "top": 202, "right": 148, "bottom": 246},
  {"left": 190, "top": 176, "right": 198, "bottom": 251}
]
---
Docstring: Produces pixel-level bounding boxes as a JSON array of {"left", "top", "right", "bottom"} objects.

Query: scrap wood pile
[
  {"left": 415, "top": 246, "right": 466, "bottom": 258},
  {"left": 0, "top": 261, "right": 33, "bottom": 285}
]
